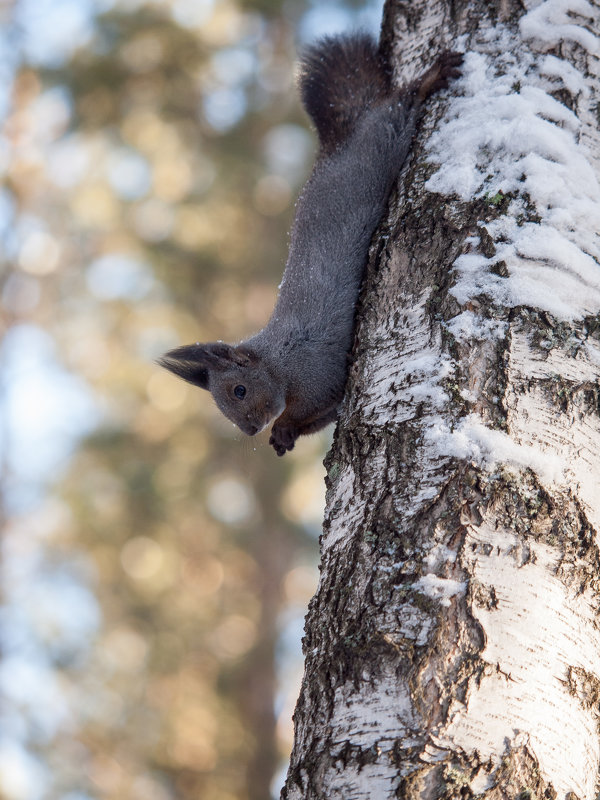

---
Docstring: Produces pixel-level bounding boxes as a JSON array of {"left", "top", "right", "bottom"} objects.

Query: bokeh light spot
[
  {"left": 120, "top": 537, "right": 164, "bottom": 581},
  {"left": 206, "top": 477, "right": 256, "bottom": 525},
  {"left": 202, "top": 87, "right": 247, "bottom": 132},
  {"left": 18, "top": 231, "right": 60, "bottom": 275},
  {"left": 86, "top": 253, "right": 153, "bottom": 300},
  {"left": 106, "top": 148, "right": 151, "bottom": 200},
  {"left": 131, "top": 198, "right": 175, "bottom": 242},
  {"left": 210, "top": 615, "right": 256, "bottom": 659}
]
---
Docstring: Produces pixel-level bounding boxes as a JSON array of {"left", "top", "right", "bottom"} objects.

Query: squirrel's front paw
[
  {"left": 269, "top": 425, "right": 297, "bottom": 456},
  {"left": 417, "top": 51, "right": 463, "bottom": 100},
  {"left": 432, "top": 51, "right": 463, "bottom": 90}
]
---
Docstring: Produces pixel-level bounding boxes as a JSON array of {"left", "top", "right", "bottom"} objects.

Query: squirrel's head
[{"left": 158, "top": 342, "right": 286, "bottom": 436}]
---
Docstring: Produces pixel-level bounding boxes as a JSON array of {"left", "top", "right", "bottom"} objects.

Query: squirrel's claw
[{"left": 269, "top": 425, "right": 297, "bottom": 456}]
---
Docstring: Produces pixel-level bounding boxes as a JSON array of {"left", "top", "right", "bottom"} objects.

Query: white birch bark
[{"left": 283, "top": 0, "right": 600, "bottom": 798}]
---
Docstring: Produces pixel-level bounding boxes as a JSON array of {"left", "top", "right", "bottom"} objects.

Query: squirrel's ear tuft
[
  {"left": 157, "top": 347, "right": 209, "bottom": 389},
  {"left": 157, "top": 341, "right": 258, "bottom": 388},
  {"left": 157, "top": 342, "right": 235, "bottom": 389}
]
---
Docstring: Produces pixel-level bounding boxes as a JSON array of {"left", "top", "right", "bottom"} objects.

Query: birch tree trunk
[{"left": 282, "top": 0, "right": 600, "bottom": 798}]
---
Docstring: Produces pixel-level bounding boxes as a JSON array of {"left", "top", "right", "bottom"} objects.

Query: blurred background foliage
[{"left": 0, "top": 1, "right": 383, "bottom": 798}]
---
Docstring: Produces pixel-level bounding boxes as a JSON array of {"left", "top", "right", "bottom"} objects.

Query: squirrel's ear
[
  {"left": 158, "top": 345, "right": 211, "bottom": 389},
  {"left": 157, "top": 342, "right": 254, "bottom": 389},
  {"left": 157, "top": 343, "right": 226, "bottom": 389}
]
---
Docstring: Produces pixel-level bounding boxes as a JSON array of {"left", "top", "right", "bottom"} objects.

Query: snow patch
[
  {"left": 428, "top": 413, "right": 566, "bottom": 485},
  {"left": 424, "top": 542, "right": 458, "bottom": 570},
  {"left": 445, "top": 310, "right": 507, "bottom": 343},
  {"left": 426, "top": 22, "right": 600, "bottom": 322},
  {"left": 539, "top": 53, "right": 589, "bottom": 96},
  {"left": 414, "top": 574, "right": 466, "bottom": 607},
  {"left": 520, "top": 0, "right": 599, "bottom": 54}
]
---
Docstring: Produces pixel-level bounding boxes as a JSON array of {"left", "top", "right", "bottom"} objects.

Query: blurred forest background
[{"left": 0, "top": 0, "right": 384, "bottom": 798}]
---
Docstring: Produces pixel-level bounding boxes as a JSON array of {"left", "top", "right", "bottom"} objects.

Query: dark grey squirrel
[{"left": 159, "top": 34, "right": 462, "bottom": 455}]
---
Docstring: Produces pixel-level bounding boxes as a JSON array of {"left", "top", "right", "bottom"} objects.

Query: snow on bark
[
  {"left": 284, "top": 1, "right": 600, "bottom": 798},
  {"left": 426, "top": 25, "right": 600, "bottom": 322}
]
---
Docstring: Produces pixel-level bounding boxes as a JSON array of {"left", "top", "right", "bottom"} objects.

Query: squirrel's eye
[{"left": 233, "top": 384, "right": 246, "bottom": 399}]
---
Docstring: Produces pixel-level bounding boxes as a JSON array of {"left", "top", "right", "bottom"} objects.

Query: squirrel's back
[{"left": 297, "top": 33, "right": 392, "bottom": 155}]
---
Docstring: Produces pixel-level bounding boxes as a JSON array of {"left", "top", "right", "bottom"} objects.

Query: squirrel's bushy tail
[{"left": 297, "top": 33, "right": 391, "bottom": 155}]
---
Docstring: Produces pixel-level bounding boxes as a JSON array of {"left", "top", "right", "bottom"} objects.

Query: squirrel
[{"left": 159, "top": 34, "right": 462, "bottom": 456}]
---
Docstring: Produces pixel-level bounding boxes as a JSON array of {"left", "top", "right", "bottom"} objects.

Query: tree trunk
[{"left": 282, "top": 1, "right": 600, "bottom": 798}]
